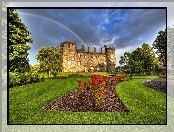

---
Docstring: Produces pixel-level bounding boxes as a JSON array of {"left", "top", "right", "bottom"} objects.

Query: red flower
[
  {"left": 78, "top": 82, "right": 84, "bottom": 87},
  {"left": 97, "top": 87, "right": 106, "bottom": 95},
  {"left": 91, "top": 79, "right": 98, "bottom": 85},
  {"left": 98, "top": 78, "right": 104, "bottom": 83}
]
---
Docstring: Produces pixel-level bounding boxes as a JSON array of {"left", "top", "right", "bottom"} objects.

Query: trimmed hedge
[
  {"left": 9, "top": 72, "right": 44, "bottom": 87},
  {"left": 56, "top": 72, "right": 129, "bottom": 79},
  {"left": 56, "top": 72, "right": 92, "bottom": 79}
]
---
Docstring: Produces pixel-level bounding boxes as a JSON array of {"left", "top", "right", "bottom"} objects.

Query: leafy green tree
[
  {"left": 119, "top": 44, "right": 158, "bottom": 74},
  {"left": 141, "top": 43, "right": 158, "bottom": 73},
  {"left": 152, "top": 29, "right": 166, "bottom": 66},
  {"left": 119, "top": 56, "right": 124, "bottom": 66},
  {"left": 9, "top": 9, "right": 33, "bottom": 73},
  {"left": 167, "top": 25, "right": 174, "bottom": 69},
  {"left": 36, "top": 46, "right": 63, "bottom": 77},
  {"left": 119, "top": 52, "right": 131, "bottom": 73},
  {"left": 29, "top": 64, "right": 38, "bottom": 72},
  {"left": 123, "top": 52, "right": 131, "bottom": 65},
  {"left": 119, "top": 52, "right": 131, "bottom": 66},
  {"left": 129, "top": 47, "right": 143, "bottom": 73}
]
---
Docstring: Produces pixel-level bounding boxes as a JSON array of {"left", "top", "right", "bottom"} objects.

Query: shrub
[
  {"left": 9, "top": 72, "right": 44, "bottom": 87},
  {"left": 159, "top": 73, "right": 166, "bottom": 78},
  {"left": 56, "top": 72, "right": 92, "bottom": 78},
  {"left": 75, "top": 72, "right": 91, "bottom": 78},
  {"left": 19, "top": 73, "right": 28, "bottom": 85},
  {"left": 9, "top": 72, "right": 21, "bottom": 87},
  {"left": 38, "top": 73, "right": 45, "bottom": 81},
  {"left": 31, "top": 72, "right": 39, "bottom": 82}
]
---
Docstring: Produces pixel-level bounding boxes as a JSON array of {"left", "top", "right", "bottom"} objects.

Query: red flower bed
[
  {"left": 77, "top": 74, "right": 128, "bottom": 106},
  {"left": 43, "top": 74, "right": 129, "bottom": 112}
]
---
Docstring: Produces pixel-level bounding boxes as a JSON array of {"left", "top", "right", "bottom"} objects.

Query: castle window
[
  {"left": 111, "top": 55, "right": 113, "bottom": 59},
  {"left": 85, "top": 55, "right": 86, "bottom": 58},
  {"left": 78, "top": 61, "right": 81, "bottom": 66},
  {"left": 68, "top": 61, "right": 72, "bottom": 65},
  {"left": 97, "top": 67, "right": 100, "bottom": 71},
  {"left": 78, "top": 54, "right": 80, "bottom": 58}
]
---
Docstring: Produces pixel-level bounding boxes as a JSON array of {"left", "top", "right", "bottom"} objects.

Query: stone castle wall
[{"left": 60, "top": 41, "right": 116, "bottom": 72}]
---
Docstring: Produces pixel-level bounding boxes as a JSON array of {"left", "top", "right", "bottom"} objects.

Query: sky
[{"left": 9, "top": 3, "right": 169, "bottom": 67}]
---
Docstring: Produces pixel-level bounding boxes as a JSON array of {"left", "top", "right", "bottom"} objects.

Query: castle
[{"left": 60, "top": 41, "right": 116, "bottom": 72}]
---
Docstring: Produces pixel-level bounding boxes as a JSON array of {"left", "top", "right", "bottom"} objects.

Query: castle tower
[
  {"left": 60, "top": 41, "right": 77, "bottom": 72},
  {"left": 105, "top": 46, "right": 116, "bottom": 72}
]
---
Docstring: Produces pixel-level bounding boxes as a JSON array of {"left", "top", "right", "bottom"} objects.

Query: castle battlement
[{"left": 60, "top": 41, "right": 116, "bottom": 72}]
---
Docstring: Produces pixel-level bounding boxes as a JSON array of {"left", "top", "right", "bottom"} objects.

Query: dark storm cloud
[
  {"left": 15, "top": 8, "right": 166, "bottom": 65},
  {"left": 18, "top": 8, "right": 166, "bottom": 49},
  {"left": 109, "top": 9, "right": 166, "bottom": 49}
]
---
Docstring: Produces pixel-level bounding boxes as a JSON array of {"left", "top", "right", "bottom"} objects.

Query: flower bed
[
  {"left": 142, "top": 78, "right": 166, "bottom": 93},
  {"left": 43, "top": 74, "right": 129, "bottom": 112}
]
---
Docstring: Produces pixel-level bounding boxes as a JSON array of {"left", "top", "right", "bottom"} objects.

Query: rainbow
[{"left": 18, "top": 12, "right": 87, "bottom": 48}]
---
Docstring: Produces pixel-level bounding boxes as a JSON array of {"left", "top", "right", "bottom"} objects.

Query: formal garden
[{"left": 8, "top": 72, "right": 167, "bottom": 124}]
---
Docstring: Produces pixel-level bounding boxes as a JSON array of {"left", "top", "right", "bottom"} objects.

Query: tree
[
  {"left": 36, "top": 46, "right": 63, "bottom": 77},
  {"left": 119, "top": 44, "right": 158, "bottom": 74},
  {"left": 119, "top": 56, "right": 124, "bottom": 66},
  {"left": 141, "top": 43, "right": 158, "bottom": 73},
  {"left": 119, "top": 52, "right": 131, "bottom": 73},
  {"left": 152, "top": 29, "right": 166, "bottom": 66},
  {"left": 119, "top": 52, "right": 130, "bottom": 66},
  {"left": 124, "top": 52, "right": 131, "bottom": 64},
  {"left": 9, "top": 9, "right": 34, "bottom": 73},
  {"left": 129, "top": 47, "right": 143, "bottom": 73}
]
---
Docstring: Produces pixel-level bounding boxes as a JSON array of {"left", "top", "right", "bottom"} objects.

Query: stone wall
[{"left": 60, "top": 41, "right": 116, "bottom": 72}]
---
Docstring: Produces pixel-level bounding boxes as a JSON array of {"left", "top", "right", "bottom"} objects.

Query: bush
[
  {"left": 159, "top": 73, "right": 166, "bottom": 78},
  {"left": 20, "top": 73, "right": 28, "bottom": 85},
  {"left": 38, "top": 73, "right": 45, "bottom": 81},
  {"left": 56, "top": 72, "right": 92, "bottom": 79},
  {"left": 31, "top": 72, "right": 39, "bottom": 82},
  {"left": 9, "top": 72, "right": 44, "bottom": 87},
  {"left": 25, "top": 72, "right": 32, "bottom": 83},
  {"left": 75, "top": 72, "right": 91, "bottom": 78},
  {"left": 57, "top": 72, "right": 69, "bottom": 79},
  {"left": 9, "top": 72, "right": 21, "bottom": 86}
]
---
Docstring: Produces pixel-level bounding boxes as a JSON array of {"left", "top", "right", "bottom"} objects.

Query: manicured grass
[
  {"left": 9, "top": 76, "right": 166, "bottom": 124},
  {"left": 131, "top": 75, "right": 159, "bottom": 79}
]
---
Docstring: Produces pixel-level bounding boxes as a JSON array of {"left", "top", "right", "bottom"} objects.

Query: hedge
[{"left": 9, "top": 72, "right": 44, "bottom": 87}]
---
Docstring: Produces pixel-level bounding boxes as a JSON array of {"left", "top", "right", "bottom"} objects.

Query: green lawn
[
  {"left": 9, "top": 76, "right": 166, "bottom": 124},
  {"left": 131, "top": 75, "right": 159, "bottom": 79}
]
